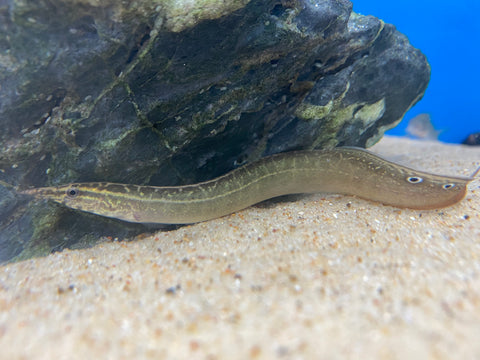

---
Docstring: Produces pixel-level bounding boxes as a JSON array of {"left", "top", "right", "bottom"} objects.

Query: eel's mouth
[{"left": 18, "top": 186, "right": 66, "bottom": 202}]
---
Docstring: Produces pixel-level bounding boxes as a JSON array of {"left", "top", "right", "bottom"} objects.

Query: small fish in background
[
  {"left": 405, "top": 113, "right": 442, "bottom": 140},
  {"left": 462, "top": 132, "right": 480, "bottom": 146}
]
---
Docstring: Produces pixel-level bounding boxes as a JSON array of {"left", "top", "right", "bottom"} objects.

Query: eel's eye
[
  {"left": 66, "top": 188, "right": 78, "bottom": 197},
  {"left": 406, "top": 176, "right": 423, "bottom": 184},
  {"left": 442, "top": 183, "right": 455, "bottom": 190}
]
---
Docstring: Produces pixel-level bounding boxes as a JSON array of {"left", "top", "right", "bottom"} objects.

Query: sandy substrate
[{"left": 1, "top": 136, "right": 480, "bottom": 359}]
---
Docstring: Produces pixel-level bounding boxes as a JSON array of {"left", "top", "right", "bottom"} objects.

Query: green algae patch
[{"left": 354, "top": 98, "right": 385, "bottom": 127}]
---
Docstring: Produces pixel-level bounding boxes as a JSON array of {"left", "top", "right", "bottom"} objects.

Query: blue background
[{"left": 352, "top": 0, "right": 480, "bottom": 143}]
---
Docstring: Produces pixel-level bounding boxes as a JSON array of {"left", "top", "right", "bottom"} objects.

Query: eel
[{"left": 19, "top": 147, "right": 478, "bottom": 224}]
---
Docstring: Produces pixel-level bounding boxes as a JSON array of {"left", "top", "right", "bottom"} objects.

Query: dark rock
[
  {"left": 0, "top": 0, "right": 430, "bottom": 262},
  {"left": 462, "top": 132, "right": 480, "bottom": 146}
]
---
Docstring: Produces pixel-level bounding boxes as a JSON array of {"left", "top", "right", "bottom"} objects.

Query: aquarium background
[{"left": 352, "top": 0, "right": 480, "bottom": 143}]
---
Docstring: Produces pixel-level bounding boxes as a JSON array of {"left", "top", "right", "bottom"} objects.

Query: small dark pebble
[
  {"left": 463, "top": 214, "right": 470, "bottom": 220},
  {"left": 57, "top": 284, "right": 75, "bottom": 294},
  {"left": 166, "top": 284, "right": 181, "bottom": 295}
]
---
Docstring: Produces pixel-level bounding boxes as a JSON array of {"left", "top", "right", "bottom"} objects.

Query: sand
[{"left": 1, "top": 136, "right": 479, "bottom": 359}]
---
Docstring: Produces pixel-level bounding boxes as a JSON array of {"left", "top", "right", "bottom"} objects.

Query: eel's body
[{"left": 20, "top": 147, "right": 476, "bottom": 224}]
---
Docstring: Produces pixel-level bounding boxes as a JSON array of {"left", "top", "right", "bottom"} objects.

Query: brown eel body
[{"left": 20, "top": 147, "right": 477, "bottom": 224}]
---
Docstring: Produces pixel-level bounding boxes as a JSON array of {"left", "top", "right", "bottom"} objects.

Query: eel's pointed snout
[
  {"left": 18, "top": 187, "right": 45, "bottom": 196},
  {"left": 18, "top": 188, "right": 35, "bottom": 195},
  {"left": 17, "top": 186, "right": 63, "bottom": 199}
]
